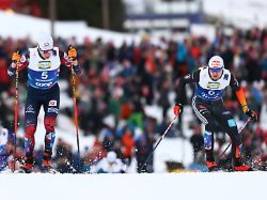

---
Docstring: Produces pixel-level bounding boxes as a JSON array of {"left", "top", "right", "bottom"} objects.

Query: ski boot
[
  {"left": 233, "top": 159, "right": 252, "bottom": 171},
  {"left": 19, "top": 162, "right": 33, "bottom": 173},
  {"left": 231, "top": 146, "right": 252, "bottom": 171},
  {"left": 233, "top": 164, "right": 252, "bottom": 171},
  {"left": 206, "top": 161, "right": 220, "bottom": 172},
  {"left": 42, "top": 159, "right": 57, "bottom": 174}
]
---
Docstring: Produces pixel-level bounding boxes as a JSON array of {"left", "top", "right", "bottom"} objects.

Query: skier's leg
[
  {"left": 43, "top": 117, "right": 56, "bottom": 162},
  {"left": 192, "top": 97, "right": 220, "bottom": 170},
  {"left": 43, "top": 85, "right": 60, "bottom": 165},
  {"left": 23, "top": 91, "right": 41, "bottom": 171},
  {"left": 203, "top": 128, "right": 214, "bottom": 161},
  {"left": 213, "top": 106, "right": 251, "bottom": 171}
]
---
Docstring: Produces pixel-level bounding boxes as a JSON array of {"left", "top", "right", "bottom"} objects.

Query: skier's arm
[
  {"left": 174, "top": 70, "right": 200, "bottom": 115},
  {"left": 230, "top": 74, "right": 257, "bottom": 121},
  {"left": 8, "top": 51, "right": 29, "bottom": 77},
  {"left": 230, "top": 75, "right": 248, "bottom": 111},
  {"left": 176, "top": 70, "right": 200, "bottom": 104}
]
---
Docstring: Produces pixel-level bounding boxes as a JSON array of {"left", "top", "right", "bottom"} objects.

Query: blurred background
[{"left": 1, "top": 0, "right": 267, "bottom": 173}]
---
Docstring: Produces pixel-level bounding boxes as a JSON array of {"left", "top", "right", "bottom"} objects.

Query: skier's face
[
  {"left": 40, "top": 49, "right": 52, "bottom": 59},
  {"left": 209, "top": 67, "right": 223, "bottom": 80}
]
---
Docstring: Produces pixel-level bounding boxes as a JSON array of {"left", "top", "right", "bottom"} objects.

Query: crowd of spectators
[
  {"left": 1, "top": 26, "right": 267, "bottom": 173},
  {"left": 0, "top": 0, "right": 42, "bottom": 17}
]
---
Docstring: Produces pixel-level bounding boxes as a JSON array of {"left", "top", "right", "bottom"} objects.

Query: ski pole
[
  {"left": 219, "top": 117, "right": 251, "bottom": 159},
  {"left": 140, "top": 116, "right": 178, "bottom": 172},
  {"left": 13, "top": 60, "right": 19, "bottom": 172},
  {"left": 71, "top": 68, "right": 81, "bottom": 170}
]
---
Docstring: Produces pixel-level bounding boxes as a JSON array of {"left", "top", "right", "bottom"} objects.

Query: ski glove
[
  {"left": 11, "top": 51, "right": 21, "bottom": 63},
  {"left": 245, "top": 109, "right": 257, "bottom": 121},
  {"left": 67, "top": 46, "right": 77, "bottom": 60},
  {"left": 173, "top": 103, "right": 183, "bottom": 116}
]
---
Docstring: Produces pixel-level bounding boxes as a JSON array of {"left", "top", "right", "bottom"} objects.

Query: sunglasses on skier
[
  {"left": 38, "top": 47, "right": 52, "bottom": 54},
  {"left": 209, "top": 67, "right": 223, "bottom": 73},
  {"left": 41, "top": 49, "right": 52, "bottom": 54}
]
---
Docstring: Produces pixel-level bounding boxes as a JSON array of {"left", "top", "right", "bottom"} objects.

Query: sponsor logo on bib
[
  {"left": 207, "top": 82, "right": 220, "bottom": 89},
  {"left": 38, "top": 61, "right": 51, "bottom": 69}
]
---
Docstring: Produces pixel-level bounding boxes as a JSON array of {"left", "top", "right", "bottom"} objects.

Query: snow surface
[{"left": 0, "top": 172, "right": 266, "bottom": 200}]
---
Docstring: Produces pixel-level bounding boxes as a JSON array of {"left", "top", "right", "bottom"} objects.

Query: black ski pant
[{"left": 191, "top": 96, "right": 241, "bottom": 163}]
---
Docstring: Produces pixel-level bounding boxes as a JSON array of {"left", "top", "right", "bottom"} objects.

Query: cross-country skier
[
  {"left": 8, "top": 33, "right": 81, "bottom": 173},
  {"left": 0, "top": 125, "right": 16, "bottom": 172},
  {"left": 173, "top": 55, "right": 257, "bottom": 171}
]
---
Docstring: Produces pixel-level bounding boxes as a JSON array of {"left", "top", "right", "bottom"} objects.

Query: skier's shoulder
[
  {"left": 52, "top": 46, "right": 60, "bottom": 54},
  {"left": 199, "top": 65, "right": 208, "bottom": 71},
  {"left": 28, "top": 47, "right": 37, "bottom": 55},
  {"left": 222, "top": 68, "right": 232, "bottom": 80},
  {"left": 223, "top": 68, "right": 231, "bottom": 74},
  {"left": 185, "top": 66, "right": 203, "bottom": 81}
]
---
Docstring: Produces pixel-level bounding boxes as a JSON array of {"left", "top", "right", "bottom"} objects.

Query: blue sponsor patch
[
  {"left": 204, "top": 131, "right": 212, "bottom": 150},
  {"left": 227, "top": 119, "right": 236, "bottom": 127},
  {"left": 223, "top": 74, "right": 229, "bottom": 80},
  {"left": 48, "top": 107, "right": 59, "bottom": 114}
]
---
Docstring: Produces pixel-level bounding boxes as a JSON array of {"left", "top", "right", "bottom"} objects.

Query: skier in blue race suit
[
  {"left": 8, "top": 33, "right": 81, "bottom": 172},
  {"left": 173, "top": 55, "right": 257, "bottom": 171}
]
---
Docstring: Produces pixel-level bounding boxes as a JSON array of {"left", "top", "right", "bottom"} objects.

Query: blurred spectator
[
  {"left": 135, "top": 118, "right": 156, "bottom": 173},
  {"left": 190, "top": 123, "right": 204, "bottom": 159},
  {"left": 92, "top": 151, "right": 126, "bottom": 173},
  {"left": 0, "top": 125, "right": 16, "bottom": 171},
  {"left": 0, "top": 0, "right": 42, "bottom": 17}
]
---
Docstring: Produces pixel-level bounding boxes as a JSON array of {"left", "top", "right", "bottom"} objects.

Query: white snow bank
[
  {"left": 0, "top": 10, "right": 140, "bottom": 47},
  {"left": 203, "top": 0, "right": 267, "bottom": 28},
  {"left": 0, "top": 172, "right": 266, "bottom": 200}
]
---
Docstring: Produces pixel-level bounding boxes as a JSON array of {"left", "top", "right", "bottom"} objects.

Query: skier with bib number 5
[
  {"left": 173, "top": 55, "right": 257, "bottom": 171},
  {"left": 8, "top": 33, "right": 81, "bottom": 173}
]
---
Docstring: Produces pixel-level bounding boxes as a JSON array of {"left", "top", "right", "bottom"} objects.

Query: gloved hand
[
  {"left": 245, "top": 109, "right": 257, "bottom": 121},
  {"left": 173, "top": 103, "right": 183, "bottom": 116},
  {"left": 11, "top": 51, "right": 21, "bottom": 63},
  {"left": 242, "top": 105, "right": 257, "bottom": 121},
  {"left": 67, "top": 46, "right": 77, "bottom": 61}
]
